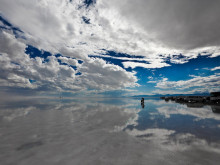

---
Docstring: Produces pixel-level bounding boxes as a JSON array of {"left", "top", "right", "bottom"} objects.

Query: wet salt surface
[{"left": 0, "top": 97, "right": 220, "bottom": 165}]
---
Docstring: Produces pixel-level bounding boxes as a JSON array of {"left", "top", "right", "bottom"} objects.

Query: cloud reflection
[{"left": 0, "top": 98, "right": 220, "bottom": 165}]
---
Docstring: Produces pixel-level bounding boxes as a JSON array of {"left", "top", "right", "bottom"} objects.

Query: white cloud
[
  {"left": 155, "top": 75, "right": 220, "bottom": 91},
  {"left": 1, "top": 0, "right": 220, "bottom": 94},
  {"left": 0, "top": 31, "right": 27, "bottom": 61},
  {"left": 211, "top": 66, "right": 220, "bottom": 71},
  {"left": 126, "top": 127, "right": 220, "bottom": 154},
  {"left": 123, "top": 61, "right": 170, "bottom": 69},
  {"left": 0, "top": 0, "right": 141, "bottom": 94},
  {"left": 126, "top": 128, "right": 175, "bottom": 142},
  {"left": 57, "top": 56, "right": 79, "bottom": 67},
  {"left": 78, "top": 58, "right": 138, "bottom": 91},
  {"left": 152, "top": 89, "right": 209, "bottom": 95},
  {"left": 2, "top": 106, "right": 36, "bottom": 122},
  {"left": 0, "top": 31, "right": 138, "bottom": 93},
  {"left": 156, "top": 104, "right": 220, "bottom": 121},
  {"left": 0, "top": 31, "right": 75, "bottom": 91},
  {"left": 102, "top": 0, "right": 220, "bottom": 50},
  {"left": 0, "top": 0, "right": 219, "bottom": 72}
]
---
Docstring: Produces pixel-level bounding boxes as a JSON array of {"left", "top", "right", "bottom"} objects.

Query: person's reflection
[
  {"left": 141, "top": 103, "right": 145, "bottom": 109},
  {"left": 141, "top": 98, "right": 145, "bottom": 109}
]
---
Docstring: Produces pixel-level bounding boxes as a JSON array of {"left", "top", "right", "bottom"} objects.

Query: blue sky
[{"left": 0, "top": 0, "right": 220, "bottom": 97}]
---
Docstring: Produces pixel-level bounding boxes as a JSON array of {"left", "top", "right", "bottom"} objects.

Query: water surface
[{"left": 0, "top": 97, "right": 220, "bottom": 165}]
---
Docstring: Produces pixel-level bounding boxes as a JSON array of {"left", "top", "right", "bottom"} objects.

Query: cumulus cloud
[
  {"left": 123, "top": 60, "right": 170, "bottom": 69},
  {"left": 0, "top": 0, "right": 141, "bottom": 94},
  {"left": 0, "top": 31, "right": 74, "bottom": 90},
  {"left": 0, "top": 30, "right": 138, "bottom": 94},
  {"left": 57, "top": 56, "right": 79, "bottom": 67},
  {"left": 78, "top": 58, "right": 138, "bottom": 90},
  {"left": 0, "top": 31, "right": 26, "bottom": 60},
  {"left": 155, "top": 75, "right": 220, "bottom": 92},
  {"left": 156, "top": 105, "right": 220, "bottom": 121},
  {"left": 1, "top": 0, "right": 219, "bottom": 71},
  {"left": 0, "top": 0, "right": 220, "bottom": 95}
]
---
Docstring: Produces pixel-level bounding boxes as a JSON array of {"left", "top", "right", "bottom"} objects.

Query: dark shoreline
[{"left": 160, "top": 95, "right": 220, "bottom": 113}]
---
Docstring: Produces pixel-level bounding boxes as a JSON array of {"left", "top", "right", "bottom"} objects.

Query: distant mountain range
[{"left": 131, "top": 93, "right": 210, "bottom": 98}]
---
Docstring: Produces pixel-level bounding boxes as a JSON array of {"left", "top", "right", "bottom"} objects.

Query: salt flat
[{"left": 0, "top": 97, "right": 219, "bottom": 165}]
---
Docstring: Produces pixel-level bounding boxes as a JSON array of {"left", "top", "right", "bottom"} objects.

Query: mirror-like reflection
[{"left": 0, "top": 97, "right": 220, "bottom": 165}]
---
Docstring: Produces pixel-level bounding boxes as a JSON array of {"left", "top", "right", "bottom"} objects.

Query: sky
[{"left": 0, "top": 0, "right": 220, "bottom": 97}]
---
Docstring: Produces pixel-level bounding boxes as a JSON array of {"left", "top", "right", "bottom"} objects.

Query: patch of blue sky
[
  {"left": 89, "top": 50, "right": 147, "bottom": 72},
  {"left": 101, "top": 50, "right": 145, "bottom": 59},
  {"left": 54, "top": 54, "right": 62, "bottom": 58},
  {"left": 11, "top": 62, "right": 20, "bottom": 66},
  {"left": 82, "top": 16, "right": 90, "bottom": 24},
  {"left": 154, "top": 55, "right": 220, "bottom": 82},
  {"left": 0, "top": 15, "right": 24, "bottom": 39},
  {"left": 133, "top": 67, "right": 153, "bottom": 84},
  {"left": 84, "top": 0, "right": 95, "bottom": 8},
  {"left": 70, "top": 65, "right": 77, "bottom": 70},
  {"left": 132, "top": 55, "right": 220, "bottom": 94},
  {"left": 25, "top": 45, "right": 52, "bottom": 61},
  {"left": 90, "top": 51, "right": 219, "bottom": 94},
  {"left": 29, "top": 79, "right": 36, "bottom": 84},
  {"left": 89, "top": 55, "right": 149, "bottom": 69},
  {"left": 78, "top": 60, "right": 83, "bottom": 64},
  {"left": 75, "top": 72, "right": 82, "bottom": 76},
  {"left": 57, "top": 58, "right": 77, "bottom": 70},
  {"left": 132, "top": 82, "right": 156, "bottom": 94},
  {"left": 25, "top": 45, "right": 79, "bottom": 70}
]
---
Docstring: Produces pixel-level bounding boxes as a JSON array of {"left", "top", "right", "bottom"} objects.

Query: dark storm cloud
[{"left": 112, "top": 0, "right": 220, "bottom": 49}]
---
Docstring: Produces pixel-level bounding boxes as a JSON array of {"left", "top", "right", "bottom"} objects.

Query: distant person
[
  {"left": 141, "top": 102, "right": 145, "bottom": 109},
  {"left": 141, "top": 98, "right": 145, "bottom": 108}
]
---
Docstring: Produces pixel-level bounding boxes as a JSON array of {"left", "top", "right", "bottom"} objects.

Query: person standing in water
[{"left": 141, "top": 98, "right": 145, "bottom": 108}]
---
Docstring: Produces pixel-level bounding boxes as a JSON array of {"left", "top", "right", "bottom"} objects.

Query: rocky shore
[{"left": 160, "top": 92, "right": 220, "bottom": 113}]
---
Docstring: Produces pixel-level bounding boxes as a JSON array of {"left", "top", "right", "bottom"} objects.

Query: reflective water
[{"left": 0, "top": 98, "right": 220, "bottom": 165}]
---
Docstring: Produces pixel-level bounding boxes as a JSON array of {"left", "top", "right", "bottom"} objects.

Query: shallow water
[{"left": 0, "top": 97, "right": 220, "bottom": 165}]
